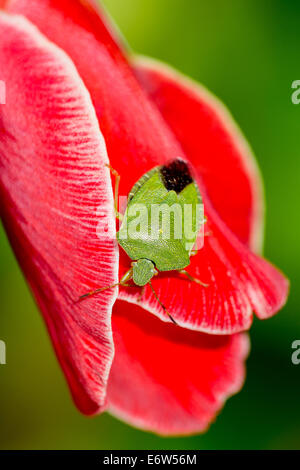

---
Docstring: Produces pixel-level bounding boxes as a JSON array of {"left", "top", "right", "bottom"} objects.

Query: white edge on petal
[{"left": 117, "top": 290, "right": 253, "bottom": 336}]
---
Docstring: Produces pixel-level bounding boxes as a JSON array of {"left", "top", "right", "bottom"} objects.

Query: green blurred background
[{"left": 0, "top": 0, "right": 299, "bottom": 450}]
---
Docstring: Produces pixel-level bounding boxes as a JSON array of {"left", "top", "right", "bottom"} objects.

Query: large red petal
[
  {"left": 116, "top": 62, "right": 289, "bottom": 332},
  {"left": 0, "top": 13, "right": 118, "bottom": 414},
  {"left": 134, "top": 58, "right": 264, "bottom": 254},
  {"left": 6, "top": 0, "right": 289, "bottom": 333},
  {"left": 6, "top": 0, "right": 181, "bottom": 195},
  {"left": 118, "top": 208, "right": 288, "bottom": 332},
  {"left": 107, "top": 301, "right": 249, "bottom": 435}
]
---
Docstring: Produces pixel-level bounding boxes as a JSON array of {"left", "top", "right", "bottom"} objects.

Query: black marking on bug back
[{"left": 160, "top": 159, "right": 193, "bottom": 194}]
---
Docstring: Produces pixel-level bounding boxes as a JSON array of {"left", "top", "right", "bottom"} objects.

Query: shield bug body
[{"left": 80, "top": 158, "right": 206, "bottom": 323}]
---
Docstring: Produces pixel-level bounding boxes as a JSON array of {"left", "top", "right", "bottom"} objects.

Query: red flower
[{"left": 0, "top": 0, "right": 288, "bottom": 434}]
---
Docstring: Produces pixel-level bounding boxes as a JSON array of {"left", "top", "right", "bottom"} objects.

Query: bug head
[{"left": 132, "top": 259, "right": 156, "bottom": 286}]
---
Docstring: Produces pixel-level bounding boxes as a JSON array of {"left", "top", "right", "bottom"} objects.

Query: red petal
[
  {"left": 8, "top": 0, "right": 289, "bottom": 333},
  {"left": 134, "top": 58, "right": 264, "bottom": 253},
  {"left": 6, "top": 0, "right": 183, "bottom": 193},
  {"left": 2, "top": 1, "right": 252, "bottom": 433},
  {"left": 0, "top": 13, "right": 118, "bottom": 414},
  {"left": 116, "top": 63, "right": 289, "bottom": 333},
  {"left": 107, "top": 301, "right": 249, "bottom": 435},
  {"left": 118, "top": 217, "right": 288, "bottom": 333}
]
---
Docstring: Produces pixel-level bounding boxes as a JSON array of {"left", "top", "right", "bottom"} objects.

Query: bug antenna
[
  {"left": 78, "top": 268, "right": 134, "bottom": 302},
  {"left": 78, "top": 282, "right": 120, "bottom": 301},
  {"left": 149, "top": 281, "right": 177, "bottom": 325}
]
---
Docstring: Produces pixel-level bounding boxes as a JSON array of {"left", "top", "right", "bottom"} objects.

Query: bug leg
[
  {"left": 105, "top": 163, "right": 123, "bottom": 221},
  {"left": 119, "top": 268, "right": 134, "bottom": 284},
  {"left": 78, "top": 268, "right": 133, "bottom": 301},
  {"left": 149, "top": 281, "right": 177, "bottom": 325},
  {"left": 178, "top": 269, "right": 209, "bottom": 287},
  {"left": 137, "top": 285, "right": 146, "bottom": 302}
]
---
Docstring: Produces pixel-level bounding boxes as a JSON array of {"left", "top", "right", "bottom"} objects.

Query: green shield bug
[{"left": 80, "top": 158, "right": 207, "bottom": 324}]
